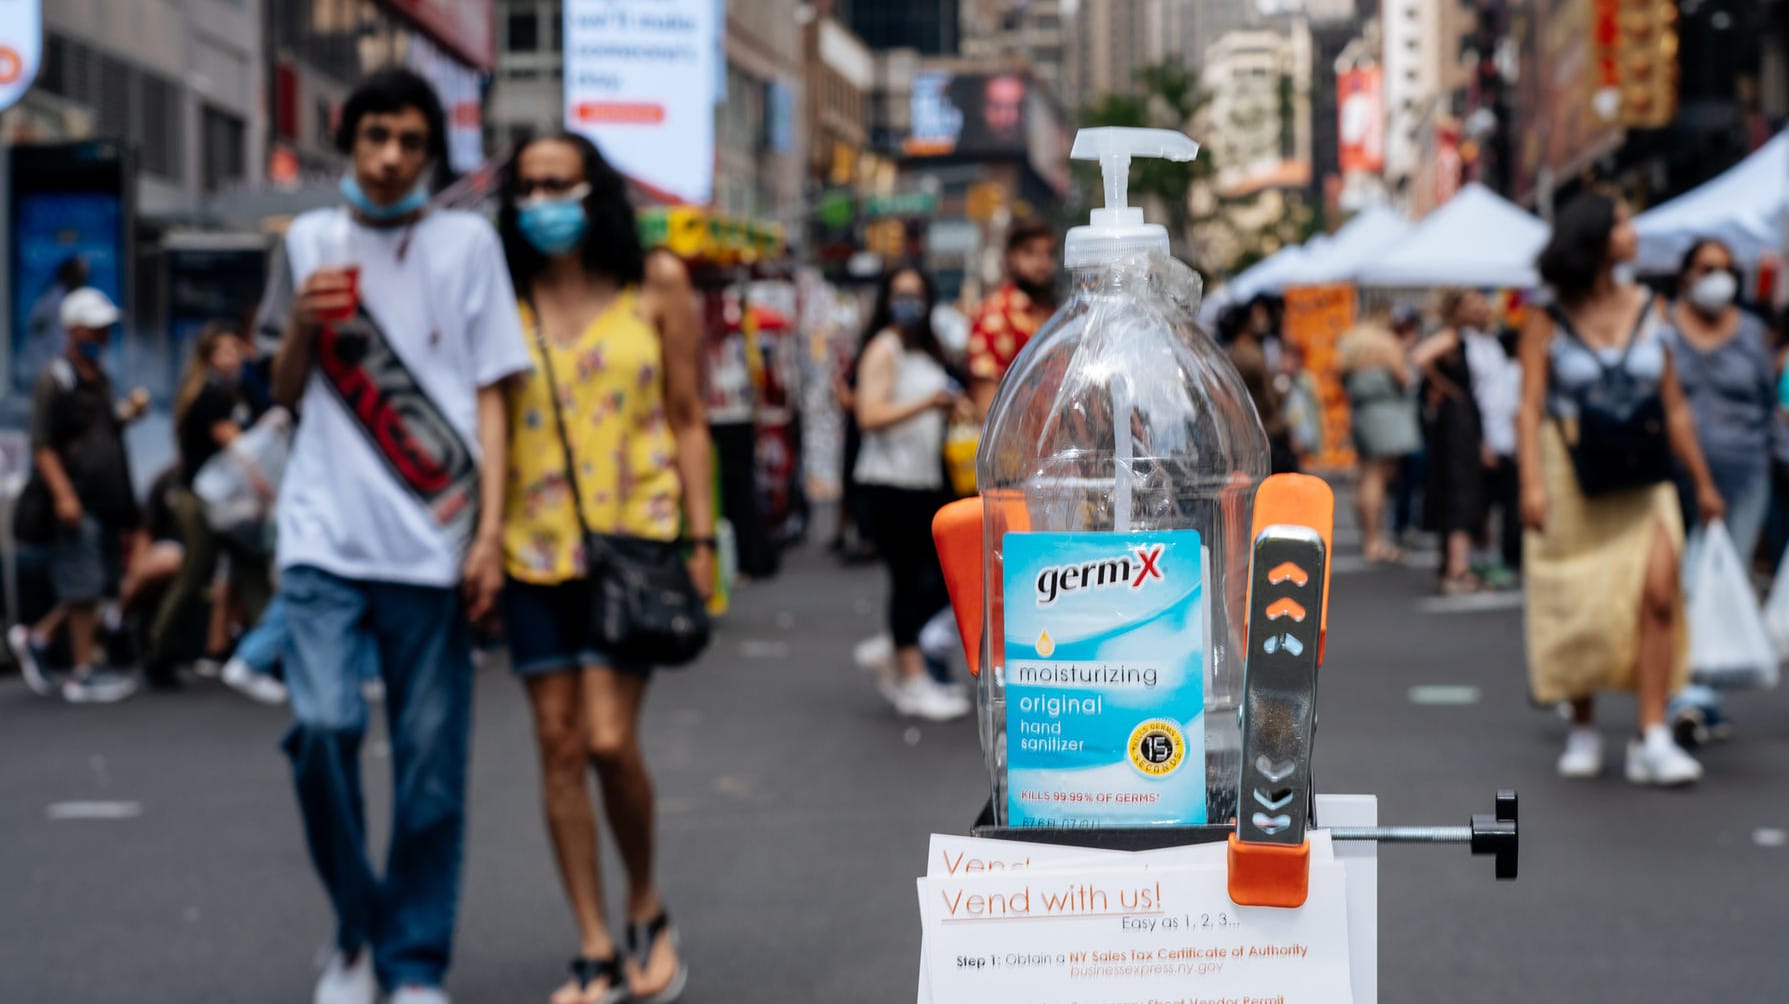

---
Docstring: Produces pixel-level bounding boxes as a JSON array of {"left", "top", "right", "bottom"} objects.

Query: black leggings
[{"left": 866, "top": 485, "right": 951, "bottom": 648}]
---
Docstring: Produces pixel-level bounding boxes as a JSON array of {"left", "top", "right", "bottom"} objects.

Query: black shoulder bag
[
  {"left": 1547, "top": 302, "right": 1674, "bottom": 496},
  {"left": 531, "top": 312, "right": 711, "bottom": 668}
]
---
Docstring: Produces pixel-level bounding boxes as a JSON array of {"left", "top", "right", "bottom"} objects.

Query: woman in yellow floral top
[{"left": 497, "top": 132, "right": 711, "bottom": 1004}]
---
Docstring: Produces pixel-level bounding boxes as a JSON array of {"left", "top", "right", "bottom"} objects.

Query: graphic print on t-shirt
[{"left": 315, "top": 303, "right": 479, "bottom": 550}]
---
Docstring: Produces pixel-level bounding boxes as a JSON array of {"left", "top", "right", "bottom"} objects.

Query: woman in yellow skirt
[{"left": 1517, "top": 193, "right": 1725, "bottom": 786}]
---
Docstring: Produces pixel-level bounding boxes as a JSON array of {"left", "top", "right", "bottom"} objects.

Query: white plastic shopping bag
[
  {"left": 1685, "top": 520, "right": 1780, "bottom": 690},
  {"left": 1763, "top": 542, "right": 1789, "bottom": 658},
  {"left": 193, "top": 407, "right": 292, "bottom": 549}
]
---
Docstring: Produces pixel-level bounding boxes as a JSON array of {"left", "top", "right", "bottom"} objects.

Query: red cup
[{"left": 319, "top": 265, "right": 361, "bottom": 323}]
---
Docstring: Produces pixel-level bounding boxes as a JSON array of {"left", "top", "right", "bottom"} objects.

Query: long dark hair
[
  {"left": 497, "top": 131, "right": 646, "bottom": 293},
  {"left": 860, "top": 264, "right": 945, "bottom": 366},
  {"left": 1536, "top": 192, "right": 1618, "bottom": 304}
]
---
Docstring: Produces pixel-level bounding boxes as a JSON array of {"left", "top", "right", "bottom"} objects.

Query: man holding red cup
[{"left": 255, "top": 68, "right": 530, "bottom": 1004}]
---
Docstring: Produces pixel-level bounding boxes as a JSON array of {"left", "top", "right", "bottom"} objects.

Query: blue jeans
[
  {"left": 279, "top": 565, "right": 473, "bottom": 991},
  {"left": 237, "top": 593, "right": 288, "bottom": 674}
]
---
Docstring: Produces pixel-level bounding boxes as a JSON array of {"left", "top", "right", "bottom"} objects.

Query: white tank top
[{"left": 854, "top": 332, "right": 948, "bottom": 490}]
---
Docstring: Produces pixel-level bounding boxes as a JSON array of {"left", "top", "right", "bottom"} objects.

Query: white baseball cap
[{"left": 60, "top": 287, "right": 121, "bottom": 330}]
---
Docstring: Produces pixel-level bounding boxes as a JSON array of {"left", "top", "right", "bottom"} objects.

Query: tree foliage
[{"left": 1074, "top": 62, "right": 1215, "bottom": 250}]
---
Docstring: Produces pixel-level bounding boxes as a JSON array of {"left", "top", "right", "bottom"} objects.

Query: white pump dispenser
[{"left": 1062, "top": 127, "right": 1201, "bottom": 270}]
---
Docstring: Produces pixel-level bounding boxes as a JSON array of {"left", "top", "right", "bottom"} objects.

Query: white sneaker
[
  {"left": 314, "top": 948, "right": 377, "bottom": 1004},
  {"left": 221, "top": 657, "right": 288, "bottom": 705},
  {"left": 1556, "top": 728, "right": 1602, "bottom": 779},
  {"left": 61, "top": 668, "right": 139, "bottom": 704},
  {"left": 891, "top": 673, "right": 971, "bottom": 722},
  {"left": 8, "top": 624, "right": 54, "bottom": 697},
  {"left": 389, "top": 986, "right": 450, "bottom": 1004},
  {"left": 853, "top": 634, "right": 894, "bottom": 673},
  {"left": 192, "top": 658, "right": 224, "bottom": 679},
  {"left": 1626, "top": 729, "right": 1703, "bottom": 787},
  {"left": 854, "top": 634, "right": 898, "bottom": 703}
]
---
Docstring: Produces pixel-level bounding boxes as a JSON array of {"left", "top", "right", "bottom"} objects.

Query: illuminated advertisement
[
  {"left": 0, "top": 0, "right": 41, "bottom": 112},
  {"left": 564, "top": 0, "right": 719, "bottom": 204},
  {"left": 9, "top": 143, "right": 129, "bottom": 400},
  {"left": 904, "top": 72, "right": 1031, "bottom": 158}
]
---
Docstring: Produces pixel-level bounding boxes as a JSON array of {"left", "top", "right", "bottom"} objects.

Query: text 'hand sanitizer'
[{"left": 975, "top": 127, "right": 1269, "bottom": 828}]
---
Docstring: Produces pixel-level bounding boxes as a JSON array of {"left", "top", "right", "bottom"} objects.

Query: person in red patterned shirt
[{"left": 967, "top": 220, "right": 1058, "bottom": 419}]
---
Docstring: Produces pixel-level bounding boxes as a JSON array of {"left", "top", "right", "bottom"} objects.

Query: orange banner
[{"left": 1283, "top": 284, "right": 1358, "bottom": 469}]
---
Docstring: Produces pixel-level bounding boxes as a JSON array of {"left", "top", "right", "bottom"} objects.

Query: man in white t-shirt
[{"left": 255, "top": 69, "right": 530, "bottom": 1004}]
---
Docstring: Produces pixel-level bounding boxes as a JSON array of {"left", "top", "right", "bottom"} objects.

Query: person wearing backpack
[{"left": 1517, "top": 192, "right": 1725, "bottom": 787}]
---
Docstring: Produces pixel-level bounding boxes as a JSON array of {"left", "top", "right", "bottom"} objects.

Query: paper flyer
[{"left": 918, "top": 860, "right": 1354, "bottom": 1004}]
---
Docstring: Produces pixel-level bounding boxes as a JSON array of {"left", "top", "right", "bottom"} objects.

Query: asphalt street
[{"left": 4, "top": 520, "right": 1789, "bottom": 1002}]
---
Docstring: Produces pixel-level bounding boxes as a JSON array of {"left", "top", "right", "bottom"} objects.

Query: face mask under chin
[{"left": 341, "top": 172, "right": 431, "bottom": 220}]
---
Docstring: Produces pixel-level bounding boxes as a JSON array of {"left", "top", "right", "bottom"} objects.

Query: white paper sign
[
  {"left": 563, "top": 0, "right": 718, "bottom": 204},
  {"left": 918, "top": 834, "right": 1330, "bottom": 1003},
  {"left": 919, "top": 862, "right": 1354, "bottom": 1004},
  {"left": 0, "top": 0, "right": 42, "bottom": 113}
]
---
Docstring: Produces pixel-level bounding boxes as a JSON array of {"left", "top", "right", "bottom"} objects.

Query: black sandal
[
  {"left": 625, "top": 912, "right": 689, "bottom": 1004},
  {"left": 566, "top": 953, "right": 627, "bottom": 1004}
]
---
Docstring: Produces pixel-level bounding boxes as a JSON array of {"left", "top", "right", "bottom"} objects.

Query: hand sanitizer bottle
[{"left": 977, "top": 128, "right": 1268, "bottom": 827}]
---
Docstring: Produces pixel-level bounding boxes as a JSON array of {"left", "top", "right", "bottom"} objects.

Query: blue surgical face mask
[
  {"left": 889, "top": 295, "right": 927, "bottom": 328},
  {"left": 340, "top": 172, "right": 430, "bottom": 220},
  {"left": 76, "top": 338, "right": 104, "bottom": 361},
  {"left": 517, "top": 195, "right": 590, "bottom": 258}
]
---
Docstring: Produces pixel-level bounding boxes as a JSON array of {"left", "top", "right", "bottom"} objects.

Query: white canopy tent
[
  {"left": 1634, "top": 129, "right": 1788, "bottom": 275},
  {"left": 1200, "top": 241, "right": 1322, "bottom": 325},
  {"left": 1227, "top": 241, "right": 1319, "bottom": 301},
  {"left": 1295, "top": 205, "right": 1413, "bottom": 285},
  {"left": 1356, "top": 183, "right": 1549, "bottom": 289}
]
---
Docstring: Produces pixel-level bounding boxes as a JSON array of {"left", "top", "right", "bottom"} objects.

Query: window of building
[
  {"left": 202, "top": 105, "right": 248, "bottom": 193},
  {"left": 138, "top": 71, "right": 184, "bottom": 181},
  {"left": 550, "top": 3, "right": 564, "bottom": 50},
  {"left": 507, "top": 10, "right": 540, "bottom": 52},
  {"left": 94, "top": 52, "right": 132, "bottom": 141},
  {"left": 39, "top": 32, "right": 67, "bottom": 98}
]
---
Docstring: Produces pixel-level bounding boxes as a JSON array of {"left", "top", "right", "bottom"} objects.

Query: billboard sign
[
  {"left": 903, "top": 72, "right": 1031, "bottom": 159},
  {"left": 1337, "top": 68, "right": 1384, "bottom": 174},
  {"left": 386, "top": 0, "right": 495, "bottom": 70},
  {"left": 565, "top": 0, "right": 719, "bottom": 204},
  {"left": 406, "top": 32, "right": 484, "bottom": 173},
  {"left": 0, "top": 0, "right": 42, "bottom": 113}
]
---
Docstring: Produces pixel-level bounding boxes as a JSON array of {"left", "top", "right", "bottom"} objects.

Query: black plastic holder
[{"left": 968, "top": 789, "right": 1519, "bottom": 881}]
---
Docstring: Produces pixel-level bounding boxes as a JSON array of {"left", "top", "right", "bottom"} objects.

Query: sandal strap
[
  {"left": 569, "top": 953, "right": 623, "bottom": 989},
  {"left": 625, "top": 911, "right": 673, "bottom": 969}
]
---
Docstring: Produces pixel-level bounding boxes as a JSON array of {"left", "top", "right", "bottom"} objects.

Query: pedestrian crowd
[
  {"left": 7, "top": 70, "right": 709, "bottom": 1004},
  {"left": 1220, "top": 191, "right": 1789, "bottom": 790},
  {"left": 5, "top": 63, "right": 1786, "bottom": 1004}
]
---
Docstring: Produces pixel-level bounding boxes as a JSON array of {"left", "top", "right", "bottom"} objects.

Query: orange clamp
[
  {"left": 932, "top": 498, "right": 985, "bottom": 676},
  {"left": 1248, "top": 472, "right": 1335, "bottom": 664},
  {"left": 1227, "top": 833, "right": 1312, "bottom": 908}
]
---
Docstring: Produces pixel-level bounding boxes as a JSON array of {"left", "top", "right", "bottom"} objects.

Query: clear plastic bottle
[{"left": 976, "top": 128, "right": 1268, "bottom": 826}]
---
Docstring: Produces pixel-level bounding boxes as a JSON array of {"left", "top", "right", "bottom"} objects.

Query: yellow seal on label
[
  {"left": 1127, "top": 719, "right": 1186, "bottom": 777},
  {"left": 1036, "top": 630, "right": 1055, "bottom": 657}
]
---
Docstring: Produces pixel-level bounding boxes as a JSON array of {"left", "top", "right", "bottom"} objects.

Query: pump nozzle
[
  {"left": 1071, "top": 127, "right": 1200, "bottom": 213},
  {"left": 1063, "top": 128, "right": 1201, "bottom": 270}
]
